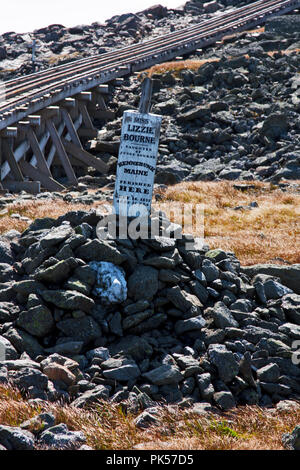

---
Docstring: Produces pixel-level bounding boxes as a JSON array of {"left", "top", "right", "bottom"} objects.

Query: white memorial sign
[{"left": 113, "top": 110, "right": 162, "bottom": 215}]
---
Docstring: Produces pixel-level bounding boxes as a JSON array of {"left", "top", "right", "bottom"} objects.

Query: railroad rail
[{"left": 0, "top": 0, "right": 299, "bottom": 192}]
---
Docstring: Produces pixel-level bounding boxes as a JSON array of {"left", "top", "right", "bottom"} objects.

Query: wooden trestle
[{"left": 0, "top": 84, "right": 113, "bottom": 193}]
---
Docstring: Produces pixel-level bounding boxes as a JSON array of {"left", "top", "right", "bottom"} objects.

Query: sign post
[
  {"left": 32, "top": 39, "right": 36, "bottom": 71},
  {"left": 113, "top": 78, "right": 162, "bottom": 217}
]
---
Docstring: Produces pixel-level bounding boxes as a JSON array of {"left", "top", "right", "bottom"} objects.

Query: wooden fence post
[{"left": 139, "top": 78, "right": 153, "bottom": 114}]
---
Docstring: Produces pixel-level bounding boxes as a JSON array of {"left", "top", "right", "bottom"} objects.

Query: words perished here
[{"left": 113, "top": 110, "right": 162, "bottom": 215}]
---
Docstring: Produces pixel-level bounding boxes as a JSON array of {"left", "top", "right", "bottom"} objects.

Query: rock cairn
[{"left": 0, "top": 208, "right": 299, "bottom": 417}]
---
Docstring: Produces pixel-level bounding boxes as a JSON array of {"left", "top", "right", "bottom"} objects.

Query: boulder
[
  {"left": 41, "top": 290, "right": 94, "bottom": 313},
  {"left": 16, "top": 305, "right": 54, "bottom": 337},
  {"left": 0, "top": 426, "right": 35, "bottom": 451},
  {"left": 39, "top": 424, "right": 86, "bottom": 450},
  {"left": 128, "top": 265, "right": 158, "bottom": 301}
]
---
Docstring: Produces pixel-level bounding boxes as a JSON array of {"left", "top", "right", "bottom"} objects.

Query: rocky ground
[
  {"left": 0, "top": 209, "right": 299, "bottom": 449},
  {"left": 93, "top": 31, "right": 300, "bottom": 186},
  {"left": 0, "top": 1, "right": 254, "bottom": 79},
  {"left": 0, "top": 0, "right": 300, "bottom": 452}
]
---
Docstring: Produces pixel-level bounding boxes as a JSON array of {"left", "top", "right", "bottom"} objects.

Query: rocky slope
[
  {"left": 0, "top": 209, "right": 299, "bottom": 450},
  {"left": 0, "top": 1, "right": 300, "bottom": 451},
  {"left": 92, "top": 30, "right": 300, "bottom": 185},
  {"left": 0, "top": 1, "right": 271, "bottom": 79}
]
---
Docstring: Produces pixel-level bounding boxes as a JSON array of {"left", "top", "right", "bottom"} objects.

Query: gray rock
[
  {"left": 135, "top": 408, "right": 161, "bottom": 429},
  {"left": 57, "top": 317, "right": 101, "bottom": 345},
  {"left": 208, "top": 344, "right": 239, "bottom": 383},
  {"left": 128, "top": 265, "right": 158, "bottom": 301},
  {"left": 175, "top": 315, "right": 206, "bottom": 335},
  {"left": 259, "top": 113, "right": 288, "bottom": 140},
  {"left": 123, "top": 309, "right": 154, "bottom": 330},
  {"left": 143, "top": 365, "right": 183, "bottom": 386},
  {"left": 241, "top": 264, "right": 300, "bottom": 295},
  {"left": 166, "top": 286, "right": 202, "bottom": 312},
  {"left": 127, "top": 313, "right": 167, "bottom": 335},
  {"left": 40, "top": 225, "right": 73, "bottom": 249},
  {"left": 103, "top": 360, "right": 140, "bottom": 382},
  {"left": 76, "top": 239, "right": 126, "bottom": 265},
  {"left": 281, "top": 294, "right": 300, "bottom": 325},
  {"left": 279, "top": 323, "right": 300, "bottom": 340},
  {"left": 109, "top": 336, "right": 153, "bottom": 361},
  {"left": 39, "top": 423, "right": 86, "bottom": 450},
  {"left": 214, "top": 391, "right": 236, "bottom": 411},
  {"left": 34, "top": 259, "right": 74, "bottom": 283},
  {"left": 13, "top": 280, "right": 46, "bottom": 295},
  {"left": 45, "top": 341, "right": 84, "bottom": 356},
  {"left": 0, "top": 336, "right": 18, "bottom": 360},
  {"left": 210, "top": 302, "right": 239, "bottom": 328},
  {"left": 72, "top": 385, "right": 111, "bottom": 408},
  {"left": 20, "top": 412, "right": 55, "bottom": 434},
  {"left": 9, "top": 368, "right": 48, "bottom": 391},
  {"left": 0, "top": 264, "right": 15, "bottom": 283},
  {"left": 0, "top": 425, "right": 35, "bottom": 450},
  {"left": 16, "top": 305, "right": 54, "bottom": 337},
  {"left": 41, "top": 290, "right": 94, "bottom": 313},
  {"left": 143, "top": 237, "right": 176, "bottom": 252},
  {"left": 282, "top": 425, "right": 300, "bottom": 450},
  {"left": 197, "top": 373, "right": 214, "bottom": 402},
  {"left": 0, "top": 241, "right": 14, "bottom": 264},
  {"left": 266, "top": 15, "right": 300, "bottom": 34},
  {"left": 3, "top": 327, "right": 44, "bottom": 357},
  {"left": 257, "top": 363, "right": 280, "bottom": 383}
]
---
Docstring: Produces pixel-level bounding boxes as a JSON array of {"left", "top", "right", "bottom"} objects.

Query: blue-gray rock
[
  {"left": 214, "top": 391, "right": 236, "bottom": 410},
  {"left": 102, "top": 360, "right": 140, "bottom": 382},
  {"left": 0, "top": 241, "right": 14, "bottom": 264},
  {"left": 281, "top": 294, "right": 300, "bottom": 325},
  {"left": 143, "top": 364, "right": 183, "bottom": 386},
  {"left": 109, "top": 336, "right": 153, "bottom": 361},
  {"left": 128, "top": 265, "right": 158, "bottom": 301},
  {"left": 76, "top": 239, "right": 126, "bottom": 264},
  {"left": 257, "top": 363, "right": 280, "bottom": 383},
  {"left": 201, "top": 259, "right": 220, "bottom": 282},
  {"left": 197, "top": 373, "right": 214, "bottom": 402},
  {"left": 39, "top": 423, "right": 86, "bottom": 450},
  {"left": 166, "top": 286, "right": 202, "bottom": 312},
  {"left": 208, "top": 344, "right": 239, "bottom": 383},
  {"left": 0, "top": 425, "right": 35, "bottom": 450},
  {"left": 56, "top": 317, "right": 101, "bottom": 345},
  {"left": 282, "top": 425, "right": 300, "bottom": 450},
  {"left": 175, "top": 315, "right": 206, "bottom": 335},
  {"left": 41, "top": 290, "right": 94, "bottom": 313},
  {"left": 134, "top": 407, "right": 161, "bottom": 429},
  {"left": 72, "top": 385, "right": 111, "bottom": 408},
  {"left": 241, "top": 264, "right": 300, "bottom": 295},
  {"left": 86, "top": 347, "right": 110, "bottom": 362},
  {"left": 210, "top": 301, "right": 239, "bottom": 328},
  {"left": 16, "top": 305, "right": 54, "bottom": 337}
]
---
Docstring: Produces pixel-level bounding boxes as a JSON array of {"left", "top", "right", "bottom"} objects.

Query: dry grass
[
  {"left": 147, "top": 58, "right": 219, "bottom": 77},
  {"left": 155, "top": 181, "right": 300, "bottom": 265},
  {"left": 0, "top": 384, "right": 299, "bottom": 450},
  {"left": 1, "top": 181, "right": 299, "bottom": 266},
  {"left": 47, "top": 51, "right": 80, "bottom": 65},
  {"left": 0, "top": 197, "right": 107, "bottom": 234}
]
